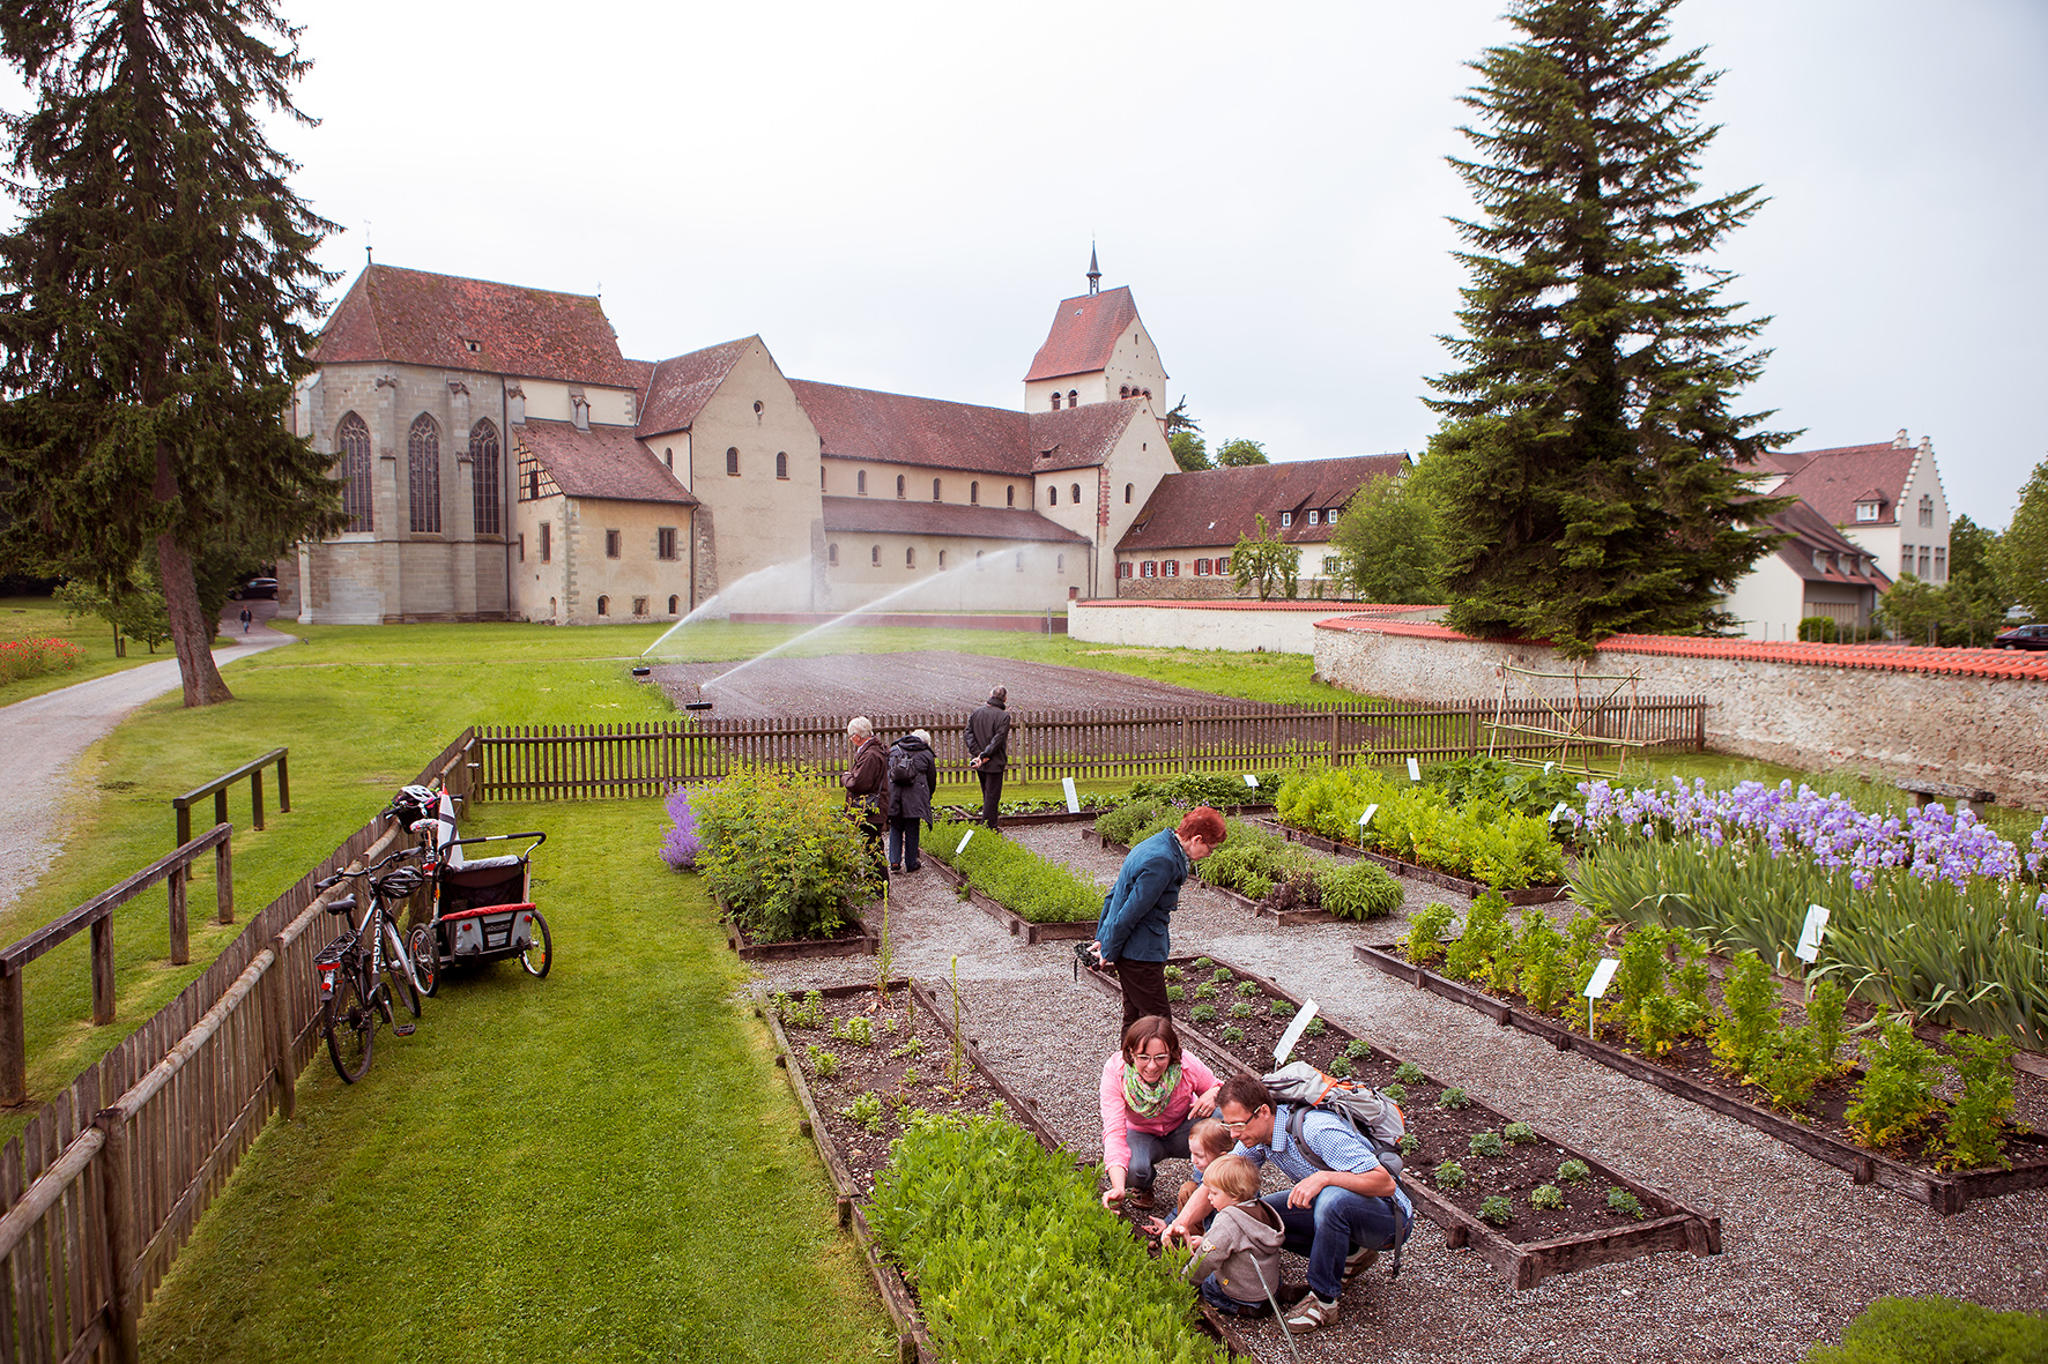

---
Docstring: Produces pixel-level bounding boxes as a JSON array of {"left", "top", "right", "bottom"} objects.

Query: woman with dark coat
[{"left": 885, "top": 728, "right": 938, "bottom": 872}]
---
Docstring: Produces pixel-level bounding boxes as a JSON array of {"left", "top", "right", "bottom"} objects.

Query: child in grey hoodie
[{"left": 1182, "top": 1155, "right": 1286, "bottom": 1316}]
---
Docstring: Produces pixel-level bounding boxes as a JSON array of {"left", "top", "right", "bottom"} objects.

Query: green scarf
[{"left": 1123, "top": 1060, "right": 1183, "bottom": 1120}]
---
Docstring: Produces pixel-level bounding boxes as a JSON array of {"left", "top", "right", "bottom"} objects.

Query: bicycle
[{"left": 313, "top": 845, "right": 431, "bottom": 1083}]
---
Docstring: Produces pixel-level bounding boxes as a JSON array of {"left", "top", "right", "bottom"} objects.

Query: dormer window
[
  {"left": 1812, "top": 550, "right": 1826, "bottom": 575},
  {"left": 1280, "top": 511, "right": 1293, "bottom": 528},
  {"left": 1854, "top": 500, "right": 1880, "bottom": 522},
  {"left": 462, "top": 339, "right": 481, "bottom": 354},
  {"left": 1307, "top": 510, "right": 1319, "bottom": 526}
]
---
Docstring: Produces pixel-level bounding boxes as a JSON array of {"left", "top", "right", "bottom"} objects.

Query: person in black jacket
[
  {"left": 842, "top": 716, "right": 888, "bottom": 875},
  {"left": 964, "top": 686, "right": 1010, "bottom": 828},
  {"left": 885, "top": 728, "right": 937, "bottom": 872}
]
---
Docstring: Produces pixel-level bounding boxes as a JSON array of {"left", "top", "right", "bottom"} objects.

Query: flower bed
[
  {"left": 1079, "top": 954, "right": 1720, "bottom": 1289},
  {"left": 1090, "top": 806, "right": 1404, "bottom": 926},
  {"left": 0, "top": 635, "right": 83, "bottom": 684},
  {"left": 1354, "top": 912, "right": 2048, "bottom": 1213},
  {"left": 694, "top": 767, "right": 876, "bottom": 944},
  {"left": 762, "top": 980, "right": 1242, "bottom": 1361},
  {"left": 924, "top": 822, "right": 1101, "bottom": 941}
]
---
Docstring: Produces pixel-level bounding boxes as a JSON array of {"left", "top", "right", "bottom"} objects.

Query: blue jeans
[
  {"left": 1260, "top": 1187, "right": 1406, "bottom": 1303},
  {"left": 1124, "top": 1114, "right": 1193, "bottom": 1193},
  {"left": 1197, "top": 1272, "right": 1273, "bottom": 1317},
  {"left": 888, "top": 818, "right": 922, "bottom": 870}
]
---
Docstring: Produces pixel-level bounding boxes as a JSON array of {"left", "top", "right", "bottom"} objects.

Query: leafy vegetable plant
[
  {"left": 1503, "top": 1122, "right": 1537, "bottom": 1146},
  {"left": 1941, "top": 1033, "right": 2017, "bottom": 1171},
  {"left": 1220, "top": 1025, "right": 1247, "bottom": 1044},
  {"left": 1235, "top": 980, "right": 1262, "bottom": 997},
  {"left": 840, "top": 1091, "right": 883, "bottom": 1134},
  {"left": 1190, "top": 1004, "right": 1218, "bottom": 1024},
  {"left": 1469, "top": 1130, "right": 1506, "bottom": 1158},
  {"left": 1845, "top": 1019, "right": 1943, "bottom": 1149},
  {"left": 806, "top": 1045, "right": 840, "bottom": 1080},
  {"left": 1606, "top": 1187, "right": 1644, "bottom": 1219},
  {"left": 1557, "top": 1158, "right": 1590, "bottom": 1183},
  {"left": 1528, "top": 1184, "right": 1564, "bottom": 1210},
  {"left": 1436, "top": 1087, "right": 1470, "bottom": 1110},
  {"left": 1228, "top": 1001, "right": 1256, "bottom": 1020},
  {"left": 1433, "top": 1160, "right": 1467, "bottom": 1189},
  {"left": 1478, "top": 1195, "right": 1513, "bottom": 1226},
  {"left": 1393, "top": 1060, "right": 1424, "bottom": 1083}
]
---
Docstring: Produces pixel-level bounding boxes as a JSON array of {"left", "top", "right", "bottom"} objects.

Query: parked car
[
  {"left": 228, "top": 577, "right": 279, "bottom": 601},
  {"left": 1991, "top": 623, "right": 2048, "bottom": 650}
]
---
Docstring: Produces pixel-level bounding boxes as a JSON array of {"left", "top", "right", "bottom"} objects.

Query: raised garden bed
[
  {"left": 1081, "top": 955, "right": 1720, "bottom": 1289},
  {"left": 1083, "top": 828, "right": 1339, "bottom": 926},
  {"left": 1253, "top": 817, "right": 1570, "bottom": 905},
  {"left": 946, "top": 801, "right": 1279, "bottom": 828},
  {"left": 1354, "top": 943, "right": 2048, "bottom": 1214},
  {"left": 920, "top": 858, "right": 1097, "bottom": 943},
  {"left": 720, "top": 900, "right": 877, "bottom": 961},
  {"left": 760, "top": 979, "right": 1255, "bottom": 1360}
]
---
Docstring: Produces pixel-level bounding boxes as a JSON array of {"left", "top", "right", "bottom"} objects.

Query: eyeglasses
[{"left": 1218, "top": 1110, "right": 1262, "bottom": 1133}]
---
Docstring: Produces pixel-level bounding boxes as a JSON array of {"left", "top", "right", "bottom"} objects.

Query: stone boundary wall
[
  {"left": 1071, "top": 601, "right": 1441, "bottom": 655},
  {"left": 1313, "top": 621, "right": 2048, "bottom": 806}
]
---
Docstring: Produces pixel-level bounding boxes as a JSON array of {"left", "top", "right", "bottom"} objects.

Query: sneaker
[
  {"left": 1344, "top": 1246, "right": 1379, "bottom": 1278},
  {"left": 1126, "top": 1185, "right": 1155, "bottom": 1209},
  {"left": 888, "top": 864, "right": 902, "bottom": 873},
  {"left": 1283, "top": 1294, "right": 1340, "bottom": 1332}
]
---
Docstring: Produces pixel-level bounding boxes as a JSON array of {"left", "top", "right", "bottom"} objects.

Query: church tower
[{"left": 1022, "top": 249, "right": 1168, "bottom": 414}]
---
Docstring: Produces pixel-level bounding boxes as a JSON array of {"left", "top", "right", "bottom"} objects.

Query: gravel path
[
  {"left": 748, "top": 823, "right": 2048, "bottom": 1364},
  {"left": 0, "top": 603, "right": 293, "bottom": 916}
]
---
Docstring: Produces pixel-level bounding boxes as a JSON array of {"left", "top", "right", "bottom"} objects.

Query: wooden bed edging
[
  {"left": 1076, "top": 954, "right": 1721, "bottom": 1291},
  {"left": 1352, "top": 944, "right": 2048, "bottom": 1214},
  {"left": 918, "top": 860, "right": 1097, "bottom": 943},
  {"left": 756, "top": 979, "right": 1257, "bottom": 1361},
  {"left": 719, "top": 900, "right": 878, "bottom": 961},
  {"left": 1251, "top": 818, "right": 1571, "bottom": 906},
  {"left": 1084, "top": 831, "right": 1342, "bottom": 927}
]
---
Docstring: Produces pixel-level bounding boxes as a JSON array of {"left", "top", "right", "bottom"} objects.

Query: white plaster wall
[
  {"left": 1723, "top": 555, "right": 1806, "bottom": 641},
  {"left": 823, "top": 537, "right": 1085, "bottom": 610},
  {"left": 1071, "top": 603, "right": 1353, "bottom": 654},
  {"left": 1312, "top": 626, "right": 2048, "bottom": 805},
  {"left": 823, "top": 457, "right": 1025, "bottom": 510},
  {"left": 518, "top": 379, "right": 636, "bottom": 427}
]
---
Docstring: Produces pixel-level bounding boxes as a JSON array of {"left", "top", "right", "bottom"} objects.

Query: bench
[{"left": 1896, "top": 778, "right": 1996, "bottom": 815}]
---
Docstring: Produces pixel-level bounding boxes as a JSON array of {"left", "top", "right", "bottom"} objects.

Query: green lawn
[
  {"left": 0, "top": 595, "right": 173, "bottom": 706},
  {"left": 138, "top": 800, "right": 895, "bottom": 1363}
]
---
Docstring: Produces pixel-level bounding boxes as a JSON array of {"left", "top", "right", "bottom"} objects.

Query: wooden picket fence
[
  {"left": 0, "top": 730, "right": 477, "bottom": 1364},
  {"left": 475, "top": 694, "right": 1707, "bottom": 800}
]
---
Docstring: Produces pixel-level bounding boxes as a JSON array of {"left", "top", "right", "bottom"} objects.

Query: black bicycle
[{"left": 313, "top": 846, "right": 430, "bottom": 1083}]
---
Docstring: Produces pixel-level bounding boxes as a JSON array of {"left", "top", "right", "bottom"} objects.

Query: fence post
[
  {"left": 263, "top": 937, "right": 298, "bottom": 1121},
  {"left": 213, "top": 788, "right": 229, "bottom": 835},
  {"left": 175, "top": 800, "right": 192, "bottom": 855},
  {"left": 1694, "top": 695, "right": 1706, "bottom": 751},
  {"left": 277, "top": 750, "right": 291, "bottom": 813},
  {"left": 96, "top": 1105, "right": 142, "bottom": 1364},
  {"left": 1178, "top": 716, "right": 1190, "bottom": 773},
  {"left": 0, "top": 964, "right": 22, "bottom": 1105},
  {"left": 216, "top": 831, "right": 234, "bottom": 925},
  {"left": 91, "top": 913, "right": 116, "bottom": 1025},
  {"left": 168, "top": 863, "right": 190, "bottom": 966},
  {"left": 251, "top": 765, "right": 265, "bottom": 832}
]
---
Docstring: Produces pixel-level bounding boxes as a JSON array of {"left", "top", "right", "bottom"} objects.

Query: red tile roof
[
  {"left": 1077, "top": 599, "right": 1429, "bottom": 614},
  {"left": 1029, "top": 401, "right": 1141, "bottom": 472},
  {"left": 636, "top": 338, "right": 754, "bottom": 438},
  {"left": 1117, "top": 455, "right": 1409, "bottom": 551},
  {"left": 1766, "top": 499, "right": 1893, "bottom": 589},
  {"left": 1769, "top": 441, "right": 1918, "bottom": 527},
  {"left": 793, "top": 380, "right": 1031, "bottom": 475},
  {"left": 821, "top": 496, "right": 1087, "bottom": 544},
  {"left": 1313, "top": 618, "right": 2048, "bottom": 680},
  {"left": 315, "top": 265, "right": 640, "bottom": 389},
  {"left": 514, "top": 420, "right": 696, "bottom": 506},
  {"left": 1025, "top": 288, "right": 1140, "bottom": 382}
]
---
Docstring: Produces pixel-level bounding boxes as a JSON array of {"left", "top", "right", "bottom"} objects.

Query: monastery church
[{"left": 287, "top": 253, "right": 1180, "bottom": 624}]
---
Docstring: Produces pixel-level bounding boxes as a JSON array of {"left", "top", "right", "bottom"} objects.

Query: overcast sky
[{"left": 15, "top": 0, "right": 2048, "bottom": 529}]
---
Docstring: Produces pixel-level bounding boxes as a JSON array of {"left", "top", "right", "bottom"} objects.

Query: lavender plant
[{"left": 659, "top": 783, "right": 702, "bottom": 869}]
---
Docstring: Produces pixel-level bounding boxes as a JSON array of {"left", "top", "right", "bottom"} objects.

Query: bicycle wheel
[
  {"left": 407, "top": 924, "right": 440, "bottom": 998},
  {"left": 383, "top": 933, "right": 421, "bottom": 1022},
  {"left": 324, "top": 965, "right": 374, "bottom": 1083},
  {"left": 521, "top": 910, "right": 552, "bottom": 979}
]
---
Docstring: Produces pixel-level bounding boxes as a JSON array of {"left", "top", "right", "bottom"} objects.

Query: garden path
[
  {"left": 750, "top": 823, "right": 2048, "bottom": 1364},
  {"left": 0, "top": 603, "right": 293, "bottom": 917}
]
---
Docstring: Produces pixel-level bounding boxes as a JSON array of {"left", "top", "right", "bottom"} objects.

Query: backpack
[
  {"left": 888, "top": 744, "right": 917, "bottom": 787},
  {"left": 1263, "top": 1060, "right": 1414, "bottom": 1277}
]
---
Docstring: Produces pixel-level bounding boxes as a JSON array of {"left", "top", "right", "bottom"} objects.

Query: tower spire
[{"left": 1086, "top": 242, "right": 1100, "bottom": 296}]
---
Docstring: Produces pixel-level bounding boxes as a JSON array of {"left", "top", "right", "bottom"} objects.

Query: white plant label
[
  {"left": 1274, "top": 998, "right": 1319, "bottom": 1065},
  {"left": 1544, "top": 761, "right": 1556, "bottom": 775},
  {"left": 1062, "top": 776, "right": 1080, "bottom": 814},
  {"left": 1359, "top": 803, "right": 1380, "bottom": 829},
  {"left": 1797, "top": 904, "right": 1831, "bottom": 963},
  {"left": 1242, "top": 773, "right": 1260, "bottom": 788},
  {"left": 1549, "top": 801, "right": 1570, "bottom": 825},
  {"left": 1407, "top": 757, "right": 1422, "bottom": 783},
  {"left": 956, "top": 829, "right": 974, "bottom": 854},
  {"left": 1584, "top": 957, "right": 1621, "bottom": 999}
]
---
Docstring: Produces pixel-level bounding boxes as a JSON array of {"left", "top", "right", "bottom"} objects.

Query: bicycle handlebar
[{"left": 314, "top": 842, "right": 421, "bottom": 892}]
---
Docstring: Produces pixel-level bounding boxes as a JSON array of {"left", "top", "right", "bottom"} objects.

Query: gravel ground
[
  {"left": 747, "top": 825, "right": 2048, "bottom": 1364},
  {"left": 652, "top": 649, "right": 1289, "bottom": 720}
]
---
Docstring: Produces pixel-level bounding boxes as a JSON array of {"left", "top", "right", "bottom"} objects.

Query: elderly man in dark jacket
[
  {"left": 842, "top": 716, "right": 888, "bottom": 875},
  {"left": 964, "top": 685, "right": 1010, "bottom": 829},
  {"left": 885, "top": 728, "right": 938, "bottom": 872}
]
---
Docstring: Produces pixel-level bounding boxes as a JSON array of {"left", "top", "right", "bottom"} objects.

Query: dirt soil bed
[{"left": 652, "top": 649, "right": 1291, "bottom": 720}]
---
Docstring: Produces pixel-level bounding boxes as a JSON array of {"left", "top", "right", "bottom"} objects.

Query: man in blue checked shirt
[{"left": 1162, "top": 1072, "right": 1411, "bottom": 1332}]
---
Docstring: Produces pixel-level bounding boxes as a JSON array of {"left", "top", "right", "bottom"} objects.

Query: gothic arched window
[
  {"left": 970, "top": 481, "right": 979, "bottom": 505},
  {"left": 408, "top": 414, "right": 441, "bottom": 533},
  {"left": 776, "top": 451, "right": 789, "bottom": 480},
  {"left": 1070, "top": 482, "right": 1081, "bottom": 505},
  {"left": 338, "top": 412, "right": 373, "bottom": 532},
  {"left": 896, "top": 474, "right": 906, "bottom": 499},
  {"left": 470, "top": 419, "right": 501, "bottom": 536},
  {"left": 1067, "top": 389, "right": 1078, "bottom": 407},
  {"left": 1051, "top": 392, "right": 1062, "bottom": 411},
  {"left": 932, "top": 478, "right": 942, "bottom": 501}
]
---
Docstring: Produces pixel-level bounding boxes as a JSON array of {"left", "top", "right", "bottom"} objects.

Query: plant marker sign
[
  {"left": 1584, "top": 957, "right": 1620, "bottom": 1039},
  {"left": 1274, "top": 998, "right": 1320, "bottom": 1065},
  {"left": 1062, "top": 776, "right": 1080, "bottom": 814},
  {"left": 1549, "top": 801, "right": 1570, "bottom": 825},
  {"left": 1359, "top": 803, "right": 1380, "bottom": 831},
  {"left": 1544, "top": 761, "right": 1556, "bottom": 775},
  {"left": 1796, "top": 904, "right": 1831, "bottom": 964},
  {"left": 956, "top": 828, "right": 974, "bottom": 855},
  {"left": 1407, "top": 757, "right": 1423, "bottom": 783},
  {"left": 1242, "top": 773, "right": 1260, "bottom": 788}
]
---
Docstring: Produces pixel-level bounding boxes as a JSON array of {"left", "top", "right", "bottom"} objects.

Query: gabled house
[
  {"left": 1723, "top": 498, "right": 1892, "bottom": 640},
  {"left": 1114, "top": 454, "right": 1409, "bottom": 597},
  {"left": 1754, "top": 430, "right": 1951, "bottom": 584}
]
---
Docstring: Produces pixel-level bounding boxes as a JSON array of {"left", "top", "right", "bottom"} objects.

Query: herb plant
[
  {"left": 1163, "top": 965, "right": 1183, "bottom": 982},
  {"left": 1515, "top": 909, "right": 1569, "bottom": 1013},
  {"left": 1503, "top": 1122, "right": 1537, "bottom": 1145},
  {"left": 699, "top": 769, "right": 871, "bottom": 941},
  {"left": 1478, "top": 1195, "right": 1513, "bottom": 1226},
  {"left": 1270, "top": 999, "right": 1293, "bottom": 1018},
  {"left": 1235, "top": 980, "right": 1262, "bottom": 997},
  {"left": 833, "top": 1016, "right": 874, "bottom": 1047},
  {"left": 1189, "top": 1004, "right": 1218, "bottom": 1024},
  {"left": 1711, "top": 950, "right": 1780, "bottom": 1077},
  {"left": 1404, "top": 901, "right": 1458, "bottom": 964},
  {"left": 1942, "top": 1033, "right": 2017, "bottom": 1171},
  {"left": 1469, "top": 1130, "right": 1506, "bottom": 1158},
  {"left": 1379, "top": 1083, "right": 1408, "bottom": 1105},
  {"left": 1192, "top": 957, "right": 1215, "bottom": 970},
  {"left": 1211, "top": 968, "right": 1235, "bottom": 984},
  {"left": 1304, "top": 1018, "right": 1328, "bottom": 1038},
  {"left": 1443, "top": 892, "right": 1509, "bottom": 984},
  {"left": 806, "top": 1045, "right": 840, "bottom": 1079},
  {"left": 928, "top": 822, "right": 1103, "bottom": 923},
  {"left": 1393, "top": 1060, "right": 1424, "bottom": 1083},
  {"left": 1606, "top": 1187, "right": 1644, "bottom": 1219},
  {"left": 1845, "top": 1019, "right": 1943, "bottom": 1148},
  {"left": 1192, "top": 983, "right": 1218, "bottom": 1001},
  {"left": 1228, "top": 1001, "right": 1256, "bottom": 1020},
  {"left": 840, "top": 1091, "right": 884, "bottom": 1134},
  {"left": 1328, "top": 1055, "right": 1356, "bottom": 1079},
  {"left": 1557, "top": 1158, "right": 1590, "bottom": 1183},
  {"left": 1398, "top": 1134, "right": 1421, "bottom": 1157},
  {"left": 1529, "top": 1184, "right": 1564, "bottom": 1210},
  {"left": 1433, "top": 1160, "right": 1467, "bottom": 1189},
  {"left": 772, "top": 989, "right": 826, "bottom": 1030},
  {"left": 1436, "top": 1087, "right": 1470, "bottom": 1110},
  {"left": 1165, "top": 984, "right": 1184, "bottom": 1002},
  {"left": 1220, "top": 1025, "right": 1247, "bottom": 1044}
]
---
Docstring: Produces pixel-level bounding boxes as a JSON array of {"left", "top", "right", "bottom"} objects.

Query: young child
[
  {"left": 1175, "top": 1118, "right": 1233, "bottom": 1212},
  {"left": 1181, "top": 1155, "right": 1286, "bottom": 1317}
]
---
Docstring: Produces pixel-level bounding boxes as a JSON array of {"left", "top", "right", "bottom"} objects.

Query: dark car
[
  {"left": 1992, "top": 623, "right": 2048, "bottom": 650},
  {"left": 228, "top": 577, "right": 279, "bottom": 601}
]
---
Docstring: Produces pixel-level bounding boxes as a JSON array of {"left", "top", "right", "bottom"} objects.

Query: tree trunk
[{"left": 155, "top": 530, "right": 231, "bottom": 705}]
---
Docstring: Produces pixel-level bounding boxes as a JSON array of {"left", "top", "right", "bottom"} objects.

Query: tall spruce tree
[
  {"left": 1425, "top": 0, "right": 1791, "bottom": 655},
  {"left": 0, "top": 0, "right": 341, "bottom": 706}
]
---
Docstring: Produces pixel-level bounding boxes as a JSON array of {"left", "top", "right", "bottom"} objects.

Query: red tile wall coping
[
  {"left": 727, "top": 612, "right": 1066, "bottom": 633},
  {"left": 1075, "top": 599, "right": 1430, "bottom": 615},
  {"left": 1315, "top": 617, "right": 2048, "bottom": 682}
]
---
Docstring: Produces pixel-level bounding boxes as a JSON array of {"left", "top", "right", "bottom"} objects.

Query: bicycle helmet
[
  {"left": 389, "top": 784, "right": 439, "bottom": 832},
  {"left": 379, "top": 866, "right": 426, "bottom": 899}
]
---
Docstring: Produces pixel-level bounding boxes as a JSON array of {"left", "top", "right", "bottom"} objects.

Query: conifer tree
[
  {"left": 0, "top": 0, "right": 341, "bottom": 705},
  {"left": 1426, "top": 0, "right": 1790, "bottom": 655}
]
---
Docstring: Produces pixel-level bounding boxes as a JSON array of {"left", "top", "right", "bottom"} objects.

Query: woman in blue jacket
[{"left": 1091, "top": 807, "right": 1225, "bottom": 1032}]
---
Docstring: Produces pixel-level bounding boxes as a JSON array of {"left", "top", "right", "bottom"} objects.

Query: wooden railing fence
[
  {"left": 474, "top": 695, "right": 1707, "bottom": 801},
  {"left": 170, "top": 749, "right": 289, "bottom": 852},
  {"left": 0, "top": 729, "right": 475, "bottom": 1364}
]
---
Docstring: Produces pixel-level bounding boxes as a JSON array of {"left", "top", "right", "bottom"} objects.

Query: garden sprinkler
[{"left": 684, "top": 681, "right": 713, "bottom": 711}]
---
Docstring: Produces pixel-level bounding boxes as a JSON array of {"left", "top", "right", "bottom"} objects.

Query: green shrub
[
  {"left": 1747, "top": 1028, "right": 1833, "bottom": 1112},
  {"left": 1478, "top": 1195, "right": 1513, "bottom": 1226},
  {"left": 1312, "top": 859, "right": 1404, "bottom": 921},
  {"left": 927, "top": 823, "right": 1101, "bottom": 923},
  {"left": 1514, "top": 910, "right": 1570, "bottom": 1013},
  {"left": 1711, "top": 950, "right": 1781, "bottom": 1077},
  {"left": 1942, "top": 1033, "right": 2017, "bottom": 1171},
  {"left": 1093, "top": 799, "right": 1175, "bottom": 847},
  {"left": 1405, "top": 902, "right": 1459, "bottom": 964},
  {"left": 1797, "top": 615, "right": 1839, "bottom": 643},
  {"left": 1528, "top": 1184, "right": 1564, "bottom": 1210},
  {"left": 1846, "top": 1019, "right": 1943, "bottom": 1149},
  {"left": 698, "top": 768, "right": 871, "bottom": 941},
  {"left": 869, "top": 1115, "right": 1224, "bottom": 1363},
  {"left": 1801, "top": 1295, "right": 2048, "bottom": 1364},
  {"left": 1442, "top": 893, "right": 1510, "bottom": 984},
  {"left": 1425, "top": 756, "right": 1581, "bottom": 820}
]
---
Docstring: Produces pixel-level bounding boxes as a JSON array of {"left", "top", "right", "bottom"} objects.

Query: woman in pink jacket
[{"left": 1099, "top": 1015, "right": 1221, "bottom": 1209}]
